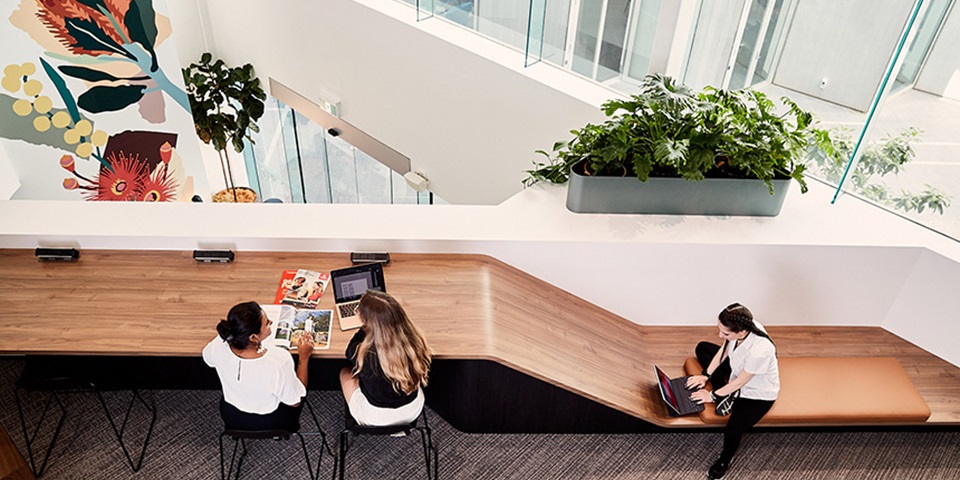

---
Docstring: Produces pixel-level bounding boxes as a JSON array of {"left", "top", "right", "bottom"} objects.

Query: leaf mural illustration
[
  {"left": 59, "top": 65, "right": 147, "bottom": 83},
  {"left": 39, "top": 57, "right": 80, "bottom": 123},
  {"left": 11, "top": 0, "right": 190, "bottom": 116},
  {"left": 78, "top": 84, "right": 147, "bottom": 113}
]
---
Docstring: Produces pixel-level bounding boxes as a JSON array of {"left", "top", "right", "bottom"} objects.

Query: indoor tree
[{"left": 182, "top": 53, "right": 266, "bottom": 202}]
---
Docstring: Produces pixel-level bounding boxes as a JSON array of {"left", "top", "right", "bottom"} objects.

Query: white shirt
[
  {"left": 202, "top": 338, "right": 306, "bottom": 414},
  {"left": 725, "top": 320, "right": 780, "bottom": 401}
]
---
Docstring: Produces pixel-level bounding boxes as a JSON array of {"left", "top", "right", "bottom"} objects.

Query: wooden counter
[{"left": 1, "top": 249, "right": 957, "bottom": 430}]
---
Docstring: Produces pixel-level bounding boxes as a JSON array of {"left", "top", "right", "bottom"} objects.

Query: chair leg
[
  {"left": 420, "top": 411, "right": 438, "bottom": 480},
  {"left": 233, "top": 438, "right": 248, "bottom": 480},
  {"left": 220, "top": 434, "right": 245, "bottom": 480},
  {"left": 337, "top": 430, "right": 349, "bottom": 480},
  {"left": 14, "top": 387, "right": 67, "bottom": 477},
  {"left": 97, "top": 389, "right": 156, "bottom": 472},
  {"left": 302, "top": 395, "right": 338, "bottom": 480},
  {"left": 294, "top": 433, "right": 318, "bottom": 480},
  {"left": 219, "top": 433, "right": 228, "bottom": 480}
]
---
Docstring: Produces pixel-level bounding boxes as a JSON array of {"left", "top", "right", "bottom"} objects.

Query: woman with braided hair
[{"left": 686, "top": 303, "right": 779, "bottom": 480}]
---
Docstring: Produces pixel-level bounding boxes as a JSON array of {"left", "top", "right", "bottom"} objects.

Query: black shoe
[{"left": 708, "top": 459, "right": 729, "bottom": 479}]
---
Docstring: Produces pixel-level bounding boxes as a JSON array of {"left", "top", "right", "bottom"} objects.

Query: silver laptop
[
  {"left": 654, "top": 364, "right": 705, "bottom": 416},
  {"left": 329, "top": 262, "right": 386, "bottom": 331}
]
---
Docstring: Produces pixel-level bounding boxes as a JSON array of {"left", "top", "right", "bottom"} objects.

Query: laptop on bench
[
  {"left": 654, "top": 364, "right": 705, "bottom": 416},
  {"left": 330, "top": 262, "right": 386, "bottom": 331}
]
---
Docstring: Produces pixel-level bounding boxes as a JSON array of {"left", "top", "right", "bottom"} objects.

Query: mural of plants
[
  {"left": 3, "top": 61, "right": 109, "bottom": 164},
  {"left": 60, "top": 132, "right": 179, "bottom": 202},
  {"left": 1, "top": 0, "right": 198, "bottom": 202},
  {"left": 10, "top": 0, "right": 189, "bottom": 121}
]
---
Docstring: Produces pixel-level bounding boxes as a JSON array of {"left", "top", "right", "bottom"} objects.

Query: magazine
[
  {"left": 273, "top": 269, "right": 299, "bottom": 304},
  {"left": 263, "top": 304, "right": 332, "bottom": 350},
  {"left": 279, "top": 269, "right": 330, "bottom": 309}
]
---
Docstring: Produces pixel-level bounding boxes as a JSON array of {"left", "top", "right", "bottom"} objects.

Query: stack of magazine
[{"left": 266, "top": 269, "right": 333, "bottom": 350}]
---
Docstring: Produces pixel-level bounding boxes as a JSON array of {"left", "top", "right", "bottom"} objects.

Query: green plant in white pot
[{"left": 525, "top": 75, "right": 839, "bottom": 215}]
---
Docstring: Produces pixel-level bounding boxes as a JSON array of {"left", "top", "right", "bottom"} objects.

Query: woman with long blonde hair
[{"left": 340, "top": 290, "right": 431, "bottom": 426}]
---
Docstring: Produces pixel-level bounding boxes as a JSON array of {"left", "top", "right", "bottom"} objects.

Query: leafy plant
[
  {"left": 525, "top": 74, "right": 838, "bottom": 194},
  {"left": 808, "top": 127, "right": 951, "bottom": 215},
  {"left": 182, "top": 53, "right": 266, "bottom": 202}
]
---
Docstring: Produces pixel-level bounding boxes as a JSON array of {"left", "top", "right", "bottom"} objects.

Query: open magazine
[
  {"left": 277, "top": 269, "right": 330, "bottom": 309},
  {"left": 262, "top": 304, "right": 332, "bottom": 350}
]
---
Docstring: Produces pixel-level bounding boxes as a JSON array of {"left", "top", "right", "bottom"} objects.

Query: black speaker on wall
[
  {"left": 193, "top": 250, "right": 235, "bottom": 263},
  {"left": 35, "top": 247, "right": 80, "bottom": 261}
]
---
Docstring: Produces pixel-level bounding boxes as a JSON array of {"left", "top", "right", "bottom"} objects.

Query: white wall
[
  {"left": 195, "top": 0, "right": 611, "bottom": 205},
  {"left": 883, "top": 249, "right": 960, "bottom": 366},
  {"left": 0, "top": 143, "right": 19, "bottom": 199}
]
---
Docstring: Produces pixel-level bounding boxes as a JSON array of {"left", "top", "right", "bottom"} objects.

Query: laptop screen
[
  {"left": 654, "top": 365, "right": 680, "bottom": 411},
  {"left": 331, "top": 263, "right": 386, "bottom": 302}
]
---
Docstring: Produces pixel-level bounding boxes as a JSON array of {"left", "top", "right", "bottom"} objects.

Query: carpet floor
[{"left": 0, "top": 360, "right": 957, "bottom": 480}]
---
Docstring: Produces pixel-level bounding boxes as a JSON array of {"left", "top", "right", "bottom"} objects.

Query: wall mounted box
[
  {"left": 192, "top": 250, "right": 235, "bottom": 263},
  {"left": 35, "top": 247, "right": 80, "bottom": 261},
  {"left": 566, "top": 161, "right": 791, "bottom": 217}
]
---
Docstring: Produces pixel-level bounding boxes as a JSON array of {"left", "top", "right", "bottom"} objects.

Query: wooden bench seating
[{"left": 684, "top": 357, "right": 931, "bottom": 425}]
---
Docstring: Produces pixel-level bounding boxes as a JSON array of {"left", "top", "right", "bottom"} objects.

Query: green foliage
[
  {"left": 524, "top": 74, "right": 837, "bottom": 194},
  {"left": 808, "top": 127, "right": 951, "bottom": 215},
  {"left": 182, "top": 53, "right": 266, "bottom": 154}
]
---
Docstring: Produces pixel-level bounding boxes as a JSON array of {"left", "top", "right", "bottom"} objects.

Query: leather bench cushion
[{"left": 683, "top": 356, "right": 931, "bottom": 425}]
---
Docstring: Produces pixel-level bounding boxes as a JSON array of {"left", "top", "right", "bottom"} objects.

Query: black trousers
[
  {"left": 219, "top": 398, "right": 303, "bottom": 432},
  {"left": 695, "top": 341, "right": 775, "bottom": 465}
]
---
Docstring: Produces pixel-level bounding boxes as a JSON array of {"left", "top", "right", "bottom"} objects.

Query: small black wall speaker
[
  {"left": 193, "top": 250, "right": 235, "bottom": 263},
  {"left": 35, "top": 247, "right": 80, "bottom": 261}
]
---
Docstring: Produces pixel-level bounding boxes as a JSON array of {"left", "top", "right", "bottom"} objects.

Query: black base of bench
[{"left": 4, "top": 356, "right": 956, "bottom": 434}]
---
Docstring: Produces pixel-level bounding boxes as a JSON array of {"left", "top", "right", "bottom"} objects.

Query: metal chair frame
[
  {"left": 219, "top": 399, "right": 334, "bottom": 480},
  {"left": 337, "top": 407, "right": 438, "bottom": 480},
  {"left": 13, "top": 377, "right": 156, "bottom": 477}
]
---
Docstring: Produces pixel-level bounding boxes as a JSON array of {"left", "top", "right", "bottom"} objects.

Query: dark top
[{"left": 346, "top": 329, "right": 418, "bottom": 408}]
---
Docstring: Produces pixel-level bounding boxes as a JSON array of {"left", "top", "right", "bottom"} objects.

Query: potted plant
[
  {"left": 524, "top": 74, "right": 838, "bottom": 216},
  {"left": 183, "top": 53, "right": 266, "bottom": 202}
]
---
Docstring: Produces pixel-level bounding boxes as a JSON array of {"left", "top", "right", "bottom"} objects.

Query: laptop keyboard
[
  {"left": 672, "top": 378, "right": 705, "bottom": 414},
  {"left": 338, "top": 302, "right": 359, "bottom": 318}
]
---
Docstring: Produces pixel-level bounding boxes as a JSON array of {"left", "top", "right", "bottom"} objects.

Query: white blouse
[
  {"left": 725, "top": 320, "right": 780, "bottom": 401},
  {"left": 202, "top": 338, "right": 306, "bottom": 414}
]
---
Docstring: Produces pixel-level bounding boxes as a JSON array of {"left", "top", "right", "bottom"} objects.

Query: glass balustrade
[
  {"left": 244, "top": 97, "right": 435, "bottom": 205},
  {"left": 402, "top": 0, "right": 959, "bottom": 240}
]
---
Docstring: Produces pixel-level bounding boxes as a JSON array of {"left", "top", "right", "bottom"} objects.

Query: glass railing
[
  {"left": 403, "top": 0, "right": 959, "bottom": 240},
  {"left": 243, "top": 97, "right": 439, "bottom": 205}
]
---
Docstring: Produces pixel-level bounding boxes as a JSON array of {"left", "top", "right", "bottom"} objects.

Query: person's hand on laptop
[
  {"left": 686, "top": 375, "right": 708, "bottom": 390},
  {"left": 690, "top": 388, "right": 714, "bottom": 405}
]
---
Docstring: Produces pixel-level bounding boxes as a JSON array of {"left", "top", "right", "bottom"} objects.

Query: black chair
[
  {"left": 13, "top": 367, "right": 156, "bottom": 477},
  {"left": 220, "top": 398, "right": 334, "bottom": 480},
  {"left": 338, "top": 406, "right": 438, "bottom": 480}
]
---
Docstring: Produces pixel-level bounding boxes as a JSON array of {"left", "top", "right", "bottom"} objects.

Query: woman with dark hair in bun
[
  {"left": 686, "top": 303, "right": 779, "bottom": 480},
  {"left": 202, "top": 301, "right": 314, "bottom": 431}
]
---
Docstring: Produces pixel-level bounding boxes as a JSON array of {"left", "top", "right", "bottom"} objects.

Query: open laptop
[
  {"left": 330, "top": 262, "right": 386, "bottom": 331},
  {"left": 654, "top": 365, "right": 704, "bottom": 416}
]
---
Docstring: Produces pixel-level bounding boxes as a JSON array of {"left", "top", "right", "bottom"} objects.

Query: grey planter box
[{"left": 566, "top": 164, "right": 791, "bottom": 216}]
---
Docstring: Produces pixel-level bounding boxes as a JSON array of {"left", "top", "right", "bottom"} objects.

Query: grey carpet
[{"left": 0, "top": 360, "right": 957, "bottom": 480}]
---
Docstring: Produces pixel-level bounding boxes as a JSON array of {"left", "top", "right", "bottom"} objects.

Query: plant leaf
[{"left": 78, "top": 85, "right": 146, "bottom": 113}]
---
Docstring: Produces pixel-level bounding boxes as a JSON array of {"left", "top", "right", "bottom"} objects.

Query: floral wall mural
[{"left": 0, "top": 0, "right": 206, "bottom": 201}]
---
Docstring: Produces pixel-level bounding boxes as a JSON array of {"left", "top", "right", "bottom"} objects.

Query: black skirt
[{"left": 219, "top": 397, "right": 303, "bottom": 432}]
